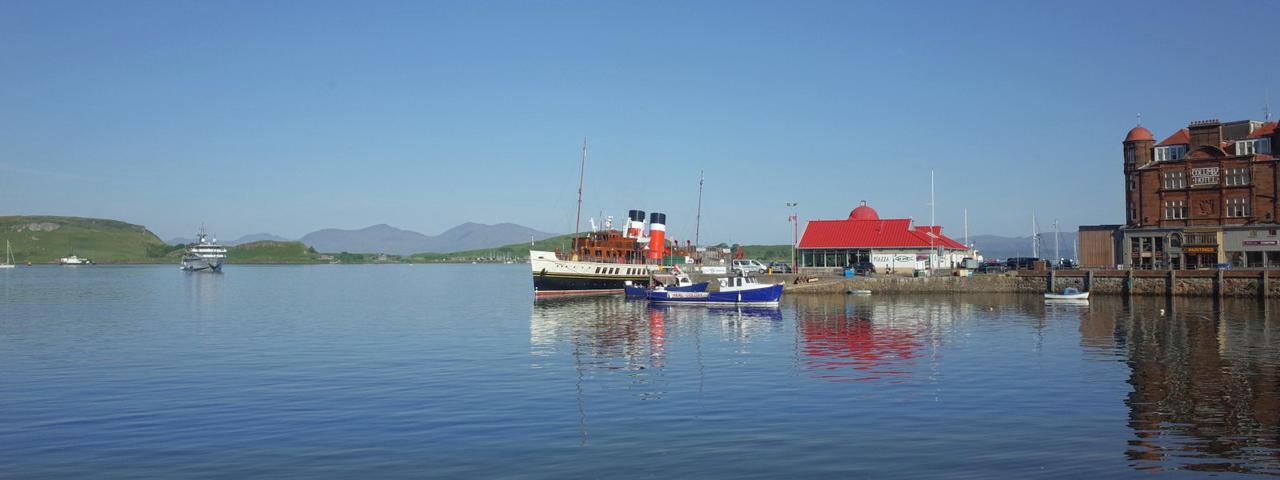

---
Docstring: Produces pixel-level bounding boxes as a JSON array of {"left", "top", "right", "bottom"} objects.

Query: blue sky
[{"left": 1, "top": 0, "right": 1276, "bottom": 244}]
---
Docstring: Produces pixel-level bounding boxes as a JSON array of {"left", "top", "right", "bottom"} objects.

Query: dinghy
[{"left": 1044, "top": 287, "right": 1089, "bottom": 300}]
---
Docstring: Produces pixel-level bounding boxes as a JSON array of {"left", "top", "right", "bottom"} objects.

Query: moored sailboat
[{"left": 1, "top": 240, "right": 14, "bottom": 269}]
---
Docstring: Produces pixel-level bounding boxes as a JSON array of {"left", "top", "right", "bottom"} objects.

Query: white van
[{"left": 731, "top": 259, "right": 767, "bottom": 274}]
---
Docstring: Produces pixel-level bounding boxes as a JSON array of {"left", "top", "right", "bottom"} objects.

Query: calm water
[{"left": 2, "top": 265, "right": 1278, "bottom": 478}]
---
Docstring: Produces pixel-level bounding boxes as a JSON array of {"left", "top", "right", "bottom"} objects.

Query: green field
[{"left": 0, "top": 216, "right": 167, "bottom": 264}]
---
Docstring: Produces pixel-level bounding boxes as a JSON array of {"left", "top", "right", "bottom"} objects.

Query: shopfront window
[
  {"left": 1269, "top": 251, "right": 1280, "bottom": 268},
  {"left": 1248, "top": 251, "right": 1265, "bottom": 268}
]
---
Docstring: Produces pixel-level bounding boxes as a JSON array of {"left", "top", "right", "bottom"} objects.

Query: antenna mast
[
  {"left": 694, "top": 170, "right": 704, "bottom": 247},
  {"left": 575, "top": 138, "right": 586, "bottom": 236}
]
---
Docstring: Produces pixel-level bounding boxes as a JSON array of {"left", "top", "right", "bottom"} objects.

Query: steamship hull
[{"left": 531, "top": 250, "right": 658, "bottom": 297}]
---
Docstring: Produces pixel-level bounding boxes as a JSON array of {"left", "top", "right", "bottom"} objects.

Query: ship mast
[
  {"left": 694, "top": 170, "right": 704, "bottom": 247},
  {"left": 575, "top": 138, "right": 586, "bottom": 236}
]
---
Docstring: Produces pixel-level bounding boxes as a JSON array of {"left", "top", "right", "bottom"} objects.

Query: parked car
[
  {"left": 852, "top": 261, "right": 876, "bottom": 275},
  {"left": 1006, "top": 257, "right": 1043, "bottom": 271},
  {"left": 1056, "top": 259, "right": 1077, "bottom": 269},
  {"left": 977, "top": 260, "right": 1006, "bottom": 273},
  {"left": 731, "top": 259, "right": 767, "bottom": 274},
  {"left": 767, "top": 261, "right": 793, "bottom": 273}
]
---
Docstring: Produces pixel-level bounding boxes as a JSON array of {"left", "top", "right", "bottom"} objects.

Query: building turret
[{"left": 1123, "top": 125, "right": 1155, "bottom": 227}]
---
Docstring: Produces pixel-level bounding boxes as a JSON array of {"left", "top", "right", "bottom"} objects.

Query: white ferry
[{"left": 181, "top": 226, "right": 227, "bottom": 272}]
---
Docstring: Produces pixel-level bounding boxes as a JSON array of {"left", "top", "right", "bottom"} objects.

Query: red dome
[
  {"left": 1124, "top": 126, "right": 1154, "bottom": 142},
  {"left": 849, "top": 201, "right": 879, "bottom": 220}
]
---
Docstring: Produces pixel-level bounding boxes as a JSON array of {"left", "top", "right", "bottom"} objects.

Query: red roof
[
  {"left": 1250, "top": 121, "right": 1278, "bottom": 138},
  {"left": 1125, "top": 126, "right": 1154, "bottom": 142},
  {"left": 1156, "top": 128, "right": 1190, "bottom": 146},
  {"left": 799, "top": 218, "right": 967, "bottom": 250}
]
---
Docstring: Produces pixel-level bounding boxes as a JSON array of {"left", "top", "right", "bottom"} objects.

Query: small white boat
[
  {"left": 1044, "top": 287, "right": 1089, "bottom": 300},
  {"left": 846, "top": 289, "right": 872, "bottom": 295},
  {"left": 59, "top": 255, "right": 93, "bottom": 265}
]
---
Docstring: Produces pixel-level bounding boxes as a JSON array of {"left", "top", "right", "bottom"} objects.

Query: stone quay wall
[{"left": 703, "top": 270, "right": 1280, "bottom": 298}]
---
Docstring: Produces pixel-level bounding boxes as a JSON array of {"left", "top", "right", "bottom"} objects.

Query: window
[
  {"left": 1129, "top": 175, "right": 1137, "bottom": 191},
  {"left": 1170, "top": 233, "right": 1182, "bottom": 247},
  {"left": 1227, "top": 198, "right": 1250, "bottom": 218},
  {"left": 1237, "top": 140, "right": 1258, "bottom": 156},
  {"left": 1156, "top": 145, "right": 1187, "bottom": 161},
  {"left": 1164, "top": 200, "right": 1186, "bottom": 219},
  {"left": 1260, "top": 138, "right": 1273, "bottom": 155},
  {"left": 1129, "top": 203, "right": 1137, "bottom": 222},
  {"left": 1162, "top": 171, "right": 1186, "bottom": 189},
  {"left": 1226, "top": 167, "right": 1250, "bottom": 186}
]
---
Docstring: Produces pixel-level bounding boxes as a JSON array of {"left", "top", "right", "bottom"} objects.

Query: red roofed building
[{"left": 797, "top": 201, "right": 971, "bottom": 272}]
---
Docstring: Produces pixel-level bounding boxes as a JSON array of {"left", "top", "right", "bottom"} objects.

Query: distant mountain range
[
  {"left": 970, "top": 232, "right": 1079, "bottom": 261},
  {"left": 171, "top": 222, "right": 557, "bottom": 255}
]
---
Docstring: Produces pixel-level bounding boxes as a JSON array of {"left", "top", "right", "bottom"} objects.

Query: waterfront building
[
  {"left": 1119, "top": 118, "right": 1280, "bottom": 269},
  {"left": 796, "top": 201, "right": 970, "bottom": 273}
]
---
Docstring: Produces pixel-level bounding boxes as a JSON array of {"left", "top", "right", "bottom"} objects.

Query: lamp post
[{"left": 786, "top": 202, "right": 799, "bottom": 271}]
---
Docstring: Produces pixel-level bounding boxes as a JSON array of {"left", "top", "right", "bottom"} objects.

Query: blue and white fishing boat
[
  {"left": 624, "top": 266, "right": 709, "bottom": 297},
  {"left": 646, "top": 275, "right": 783, "bottom": 306}
]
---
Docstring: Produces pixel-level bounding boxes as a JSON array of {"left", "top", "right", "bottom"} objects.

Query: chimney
[{"left": 1188, "top": 119, "right": 1223, "bottom": 150}]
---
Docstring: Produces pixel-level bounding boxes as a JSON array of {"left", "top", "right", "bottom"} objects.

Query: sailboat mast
[
  {"left": 1031, "top": 213, "right": 1038, "bottom": 259},
  {"left": 575, "top": 138, "right": 586, "bottom": 236},
  {"left": 1054, "top": 219, "right": 1060, "bottom": 266},
  {"left": 694, "top": 170, "right": 704, "bottom": 247}
]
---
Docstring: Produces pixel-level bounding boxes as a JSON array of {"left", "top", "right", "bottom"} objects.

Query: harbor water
[{"left": 1, "top": 264, "right": 1278, "bottom": 478}]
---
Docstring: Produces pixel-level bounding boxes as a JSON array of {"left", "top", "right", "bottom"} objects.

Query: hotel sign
[
  {"left": 1191, "top": 167, "right": 1220, "bottom": 187},
  {"left": 1184, "top": 247, "right": 1217, "bottom": 253},
  {"left": 1243, "top": 240, "right": 1278, "bottom": 246}
]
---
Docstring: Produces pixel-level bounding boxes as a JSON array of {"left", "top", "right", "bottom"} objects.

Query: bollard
[{"left": 1215, "top": 269, "right": 1225, "bottom": 298}]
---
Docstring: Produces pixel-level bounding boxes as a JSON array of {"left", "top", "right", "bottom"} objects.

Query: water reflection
[
  {"left": 528, "top": 294, "right": 1280, "bottom": 473},
  {"left": 792, "top": 296, "right": 938, "bottom": 383},
  {"left": 1118, "top": 297, "right": 1280, "bottom": 475}
]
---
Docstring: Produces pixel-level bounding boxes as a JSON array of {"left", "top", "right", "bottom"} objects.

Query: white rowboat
[{"left": 1045, "top": 287, "right": 1089, "bottom": 300}]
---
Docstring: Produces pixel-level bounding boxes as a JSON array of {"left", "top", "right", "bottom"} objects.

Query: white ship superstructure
[{"left": 181, "top": 227, "right": 226, "bottom": 272}]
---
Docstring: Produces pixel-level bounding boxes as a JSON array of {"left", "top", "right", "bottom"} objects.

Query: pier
[{"left": 704, "top": 270, "right": 1280, "bottom": 298}]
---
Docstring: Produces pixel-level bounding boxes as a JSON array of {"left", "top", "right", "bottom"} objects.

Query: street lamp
[{"left": 786, "top": 202, "right": 799, "bottom": 272}]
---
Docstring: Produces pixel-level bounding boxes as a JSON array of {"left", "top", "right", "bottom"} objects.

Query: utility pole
[
  {"left": 929, "top": 170, "right": 936, "bottom": 270},
  {"left": 787, "top": 202, "right": 799, "bottom": 270}
]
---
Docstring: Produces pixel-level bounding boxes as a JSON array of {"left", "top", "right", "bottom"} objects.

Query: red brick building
[{"left": 1121, "top": 118, "right": 1280, "bottom": 268}]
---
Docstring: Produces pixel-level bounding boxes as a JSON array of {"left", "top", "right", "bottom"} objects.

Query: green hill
[
  {"left": 226, "top": 240, "right": 324, "bottom": 264},
  {"left": 407, "top": 233, "right": 578, "bottom": 262},
  {"left": 0, "top": 216, "right": 167, "bottom": 264}
]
